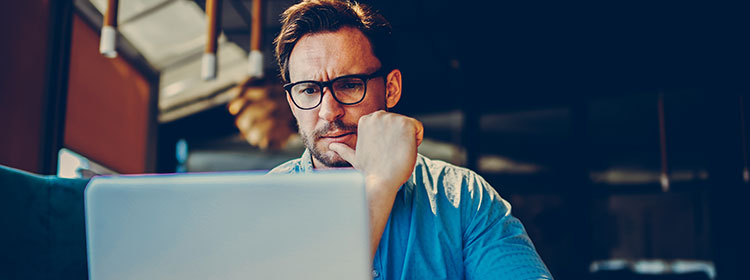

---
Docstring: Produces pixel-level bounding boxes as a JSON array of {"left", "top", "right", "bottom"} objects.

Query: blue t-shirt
[{"left": 269, "top": 150, "right": 553, "bottom": 280}]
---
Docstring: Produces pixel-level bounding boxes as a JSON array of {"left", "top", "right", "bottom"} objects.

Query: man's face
[{"left": 287, "top": 27, "right": 387, "bottom": 168}]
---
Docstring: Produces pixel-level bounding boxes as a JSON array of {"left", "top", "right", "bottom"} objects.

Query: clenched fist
[{"left": 328, "top": 110, "right": 423, "bottom": 191}]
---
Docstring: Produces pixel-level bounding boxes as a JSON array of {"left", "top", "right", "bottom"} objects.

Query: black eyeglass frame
[{"left": 283, "top": 69, "right": 388, "bottom": 110}]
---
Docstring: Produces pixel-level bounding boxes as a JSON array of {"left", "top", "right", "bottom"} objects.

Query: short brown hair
[{"left": 274, "top": 0, "right": 395, "bottom": 83}]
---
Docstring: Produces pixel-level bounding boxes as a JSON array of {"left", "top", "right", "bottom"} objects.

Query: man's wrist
[{"left": 365, "top": 175, "right": 399, "bottom": 199}]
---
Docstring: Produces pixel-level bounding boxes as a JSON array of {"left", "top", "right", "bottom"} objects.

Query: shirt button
[{"left": 372, "top": 269, "right": 380, "bottom": 278}]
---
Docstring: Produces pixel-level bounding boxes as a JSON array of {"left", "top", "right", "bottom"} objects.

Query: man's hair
[{"left": 274, "top": 0, "right": 395, "bottom": 83}]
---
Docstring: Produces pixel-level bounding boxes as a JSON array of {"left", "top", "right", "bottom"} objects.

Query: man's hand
[
  {"left": 328, "top": 110, "right": 423, "bottom": 259},
  {"left": 328, "top": 110, "right": 423, "bottom": 190}
]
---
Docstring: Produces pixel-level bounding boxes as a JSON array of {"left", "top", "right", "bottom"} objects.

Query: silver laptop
[{"left": 85, "top": 170, "right": 371, "bottom": 280}]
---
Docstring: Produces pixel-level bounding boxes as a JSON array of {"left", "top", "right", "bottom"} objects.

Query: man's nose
[{"left": 317, "top": 87, "right": 344, "bottom": 121}]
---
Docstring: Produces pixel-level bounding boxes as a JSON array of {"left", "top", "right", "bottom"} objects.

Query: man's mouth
[{"left": 320, "top": 131, "right": 356, "bottom": 139}]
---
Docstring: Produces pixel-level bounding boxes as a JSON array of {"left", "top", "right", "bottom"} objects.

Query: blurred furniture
[{"left": 0, "top": 164, "right": 90, "bottom": 280}]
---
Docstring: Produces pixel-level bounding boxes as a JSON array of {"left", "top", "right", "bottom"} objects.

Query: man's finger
[{"left": 329, "top": 143, "right": 357, "bottom": 166}]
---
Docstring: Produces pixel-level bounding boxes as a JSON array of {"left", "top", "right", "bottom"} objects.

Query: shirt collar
[{"left": 299, "top": 149, "right": 315, "bottom": 173}]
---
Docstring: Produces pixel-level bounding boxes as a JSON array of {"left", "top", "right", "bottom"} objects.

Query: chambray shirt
[{"left": 269, "top": 150, "right": 553, "bottom": 280}]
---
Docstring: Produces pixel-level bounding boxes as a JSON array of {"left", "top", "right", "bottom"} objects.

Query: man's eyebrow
[{"left": 298, "top": 71, "right": 375, "bottom": 82}]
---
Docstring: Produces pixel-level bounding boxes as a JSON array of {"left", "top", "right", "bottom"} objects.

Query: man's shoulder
[
  {"left": 416, "top": 154, "right": 482, "bottom": 182},
  {"left": 414, "top": 154, "right": 502, "bottom": 202}
]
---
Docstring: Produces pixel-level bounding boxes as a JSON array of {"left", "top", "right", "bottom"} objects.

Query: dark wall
[
  {"left": 361, "top": 0, "right": 750, "bottom": 114},
  {"left": 0, "top": 1, "right": 53, "bottom": 173}
]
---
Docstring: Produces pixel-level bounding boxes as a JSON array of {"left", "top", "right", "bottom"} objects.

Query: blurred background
[{"left": 1, "top": 0, "right": 748, "bottom": 279}]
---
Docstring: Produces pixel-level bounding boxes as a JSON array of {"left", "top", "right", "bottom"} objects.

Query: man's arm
[
  {"left": 462, "top": 173, "right": 553, "bottom": 280},
  {"left": 328, "top": 110, "right": 423, "bottom": 260}
]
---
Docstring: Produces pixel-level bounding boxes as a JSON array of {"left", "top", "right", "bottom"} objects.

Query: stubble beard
[{"left": 300, "top": 119, "right": 358, "bottom": 168}]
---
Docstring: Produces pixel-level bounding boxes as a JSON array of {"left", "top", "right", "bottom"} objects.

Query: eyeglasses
[{"left": 283, "top": 69, "right": 387, "bottom": 110}]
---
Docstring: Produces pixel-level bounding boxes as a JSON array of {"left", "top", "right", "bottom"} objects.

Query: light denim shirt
[{"left": 269, "top": 150, "right": 553, "bottom": 280}]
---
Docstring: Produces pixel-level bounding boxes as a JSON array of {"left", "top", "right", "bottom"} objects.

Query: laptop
[{"left": 84, "top": 170, "right": 371, "bottom": 280}]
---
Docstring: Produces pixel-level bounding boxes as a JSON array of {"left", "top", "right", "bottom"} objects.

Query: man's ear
[{"left": 385, "top": 69, "right": 402, "bottom": 109}]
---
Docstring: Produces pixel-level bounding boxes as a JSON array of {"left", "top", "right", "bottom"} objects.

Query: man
[{"left": 269, "top": 1, "right": 552, "bottom": 279}]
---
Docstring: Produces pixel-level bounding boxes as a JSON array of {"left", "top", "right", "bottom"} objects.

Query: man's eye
[
  {"left": 299, "top": 87, "right": 319, "bottom": 95},
  {"left": 335, "top": 80, "right": 364, "bottom": 91},
  {"left": 343, "top": 83, "right": 361, "bottom": 89}
]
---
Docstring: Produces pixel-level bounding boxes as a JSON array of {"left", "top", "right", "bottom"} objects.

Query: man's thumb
[{"left": 328, "top": 143, "right": 357, "bottom": 167}]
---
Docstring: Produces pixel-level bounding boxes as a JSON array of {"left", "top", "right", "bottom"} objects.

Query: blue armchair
[{"left": 0, "top": 164, "right": 90, "bottom": 280}]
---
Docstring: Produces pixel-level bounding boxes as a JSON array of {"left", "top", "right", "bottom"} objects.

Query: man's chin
[
  {"left": 311, "top": 149, "right": 352, "bottom": 168},
  {"left": 324, "top": 160, "right": 353, "bottom": 168}
]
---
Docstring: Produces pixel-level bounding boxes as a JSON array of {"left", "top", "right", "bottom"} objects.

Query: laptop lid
[{"left": 85, "top": 171, "right": 370, "bottom": 280}]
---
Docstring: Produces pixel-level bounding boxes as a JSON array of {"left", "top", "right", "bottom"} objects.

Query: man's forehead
[{"left": 288, "top": 27, "right": 380, "bottom": 81}]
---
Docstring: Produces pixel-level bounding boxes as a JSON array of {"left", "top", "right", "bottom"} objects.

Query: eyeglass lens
[{"left": 290, "top": 77, "right": 366, "bottom": 109}]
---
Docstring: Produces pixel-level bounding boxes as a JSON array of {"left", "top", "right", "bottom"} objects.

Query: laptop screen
[{"left": 85, "top": 171, "right": 370, "bottom": 280}]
